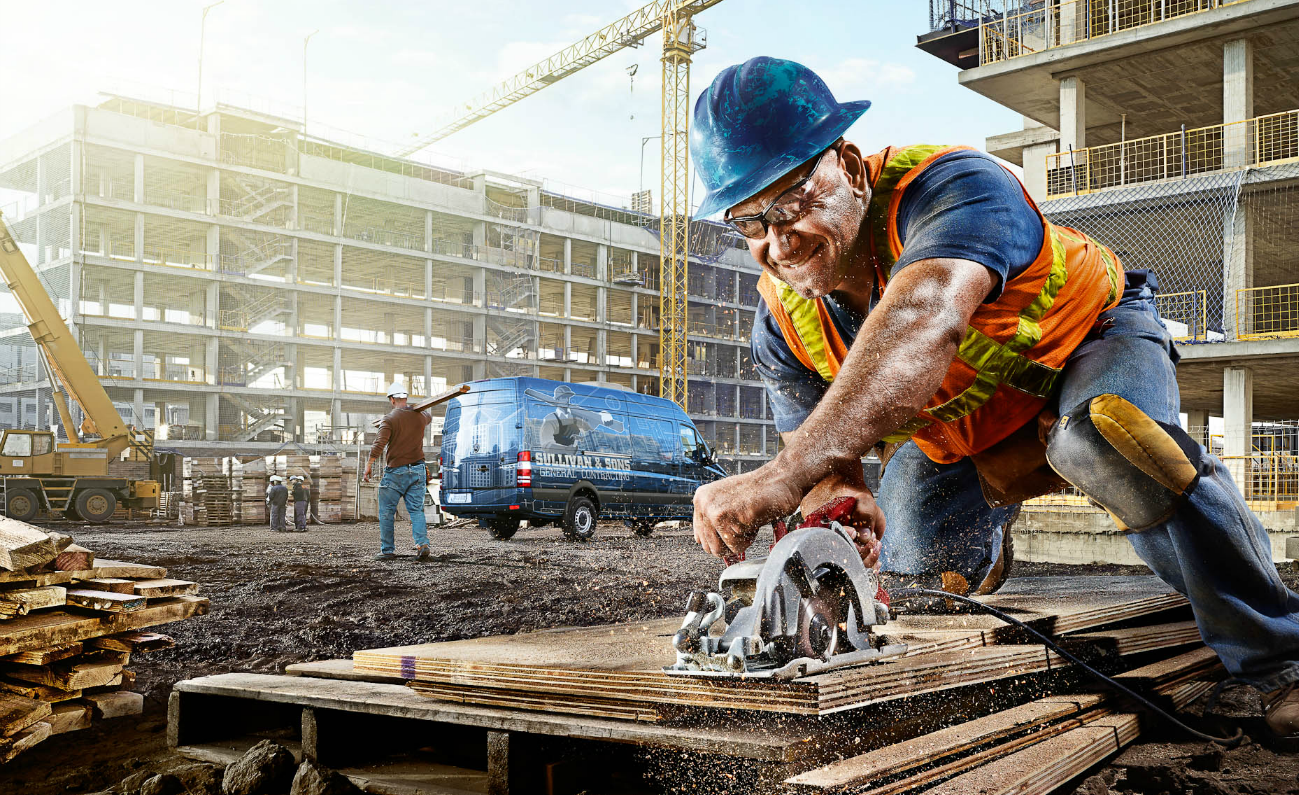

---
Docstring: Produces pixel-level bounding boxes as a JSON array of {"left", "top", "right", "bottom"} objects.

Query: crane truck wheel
[
  {"left": 4, "top": 489, "right": 39, "bottom": 522},
  {"left": 75, "top": 489, "right": 117, "bottom": 524}
]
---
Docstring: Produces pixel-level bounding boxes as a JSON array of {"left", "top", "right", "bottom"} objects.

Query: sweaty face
[{"left": 728, "top": 148, "right": 867, "bottom": 300}]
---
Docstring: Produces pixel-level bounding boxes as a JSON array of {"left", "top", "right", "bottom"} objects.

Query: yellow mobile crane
[{"left": 0, "top": 213, "right": 160, "bottom": 523}]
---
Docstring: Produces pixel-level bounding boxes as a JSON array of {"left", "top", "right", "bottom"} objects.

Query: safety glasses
[{"left": 724, "top": 146, "right": 832, "bottom": 240}]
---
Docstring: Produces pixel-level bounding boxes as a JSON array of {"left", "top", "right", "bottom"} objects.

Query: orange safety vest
[{"left": 757, "top": 144, "right": 1123, "bottom": 464}]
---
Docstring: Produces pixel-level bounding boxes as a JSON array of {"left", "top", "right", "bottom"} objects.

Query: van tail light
[
  {"left": 516, "top": 450, "right": 532, "bottom": 487},
  {"left": 436, "top": 455, "right": 443, "bottom": 480}
]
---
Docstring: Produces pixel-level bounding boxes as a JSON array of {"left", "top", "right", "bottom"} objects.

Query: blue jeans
[
  {"left": 878, "top": 275, "right": 1299, "bottom": 691},
  {"left": 379, "top": 463, "right": 429, "bottom": 555}
]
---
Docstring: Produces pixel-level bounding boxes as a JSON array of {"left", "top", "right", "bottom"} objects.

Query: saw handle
[{"left": 721, "top": 496, "right": 862, "bottom": 567}]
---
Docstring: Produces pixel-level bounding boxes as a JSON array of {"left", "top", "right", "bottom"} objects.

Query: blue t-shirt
[{"left": 753, "top": 149, "right": 1044, "bottom": 433}]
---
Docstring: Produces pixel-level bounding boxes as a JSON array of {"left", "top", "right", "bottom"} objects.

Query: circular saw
[{"left": 665, "top": 497, "right": 906, "bottom": 679}]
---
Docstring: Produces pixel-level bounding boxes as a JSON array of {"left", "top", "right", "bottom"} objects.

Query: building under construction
[{"left": 0, "top": 93, "right": 776, "bottom": 472}]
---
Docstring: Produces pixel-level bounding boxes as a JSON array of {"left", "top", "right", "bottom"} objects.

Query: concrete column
[
  {"left": 133, "top": 330, "right": 144, "bottom": 380},
  {"left": 630, "top": 333, "right": 639, "bottom": 369},
  {"left": 332, "top": 345, "right": 343, "bottom": 394},
  {"left": 96, "top": 337, "right": 105, "bottom": 376},
  {"left": 1058, "top": 76, "right": 1086, "bottom": 153},
  {"left": 205, "top": 337, "right": 218, "bottom": 385},
  {"left": 596, "top": 331, "right": 607, "bottom": 368},
  {"left": 333, "top": 244, "right": 343, "bottom": 288},
  {"left": 563, "top": 238, "right": 572, "bottom": 275},
  {"left": 333, "top": 193, "right": 343, "bottom": 237},
  {"left": 206, "top": 282, "right": 219, "bottom": 329},
  {"left": 425, "top": 259, "right": 433, "bottom": 301},
  {"left": 205, "top": 393, "right": 219, "bottom": 441},
  {"left": 1223, "top": 38, "right": 1254, "bottom": 170},
  {"left": 564, "top": 326, "right": 572, "bottom": 361},
  {"left": 1222, "top": 195, "right": 1254, "bottom": 340},
  {"left": 333, "top": 295, "right": 343, "bottom": 341},
  {"left": 134, "top": 214, "right": 144, "bottom": 263},
  {"left": 1223, "top": 366, "right": 1253, "bottom": 493},
  {"left": 596, "top": 244, "right": 608, "bottom": 282},
  {"left": 133, "top": 271, "right": 144, "bottom": 321},
  {"left": 134, "top": 388, "right": 145, "bottom": 429},
  {"left": 596, "top": 286, "right": 607, "bottom": 323},
  {"left": 1184, "top": 408, "right": 1210, "bottom": 449},
  {"left": 425, "top": 210, "right": 434, "bottom": 254},
  {"left": 424, "top": 307, "right": 433, "bottom": 348},
  {"left": 563, "top": 283, "right": 572, "bottom": 318},
  {"left": 1022, "top": 141, "right": 1057, "bottom": 203}
]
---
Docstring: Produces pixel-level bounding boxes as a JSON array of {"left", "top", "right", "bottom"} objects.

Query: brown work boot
[
  {"left": 1265, "top": 683, "right": 1299, "bottom": 739},
  {"left": 975, "top": 507, "right": 1019, "bottom": 596},
  {"left": 416, "top": 544, "right": 432, "bottom": 563}
]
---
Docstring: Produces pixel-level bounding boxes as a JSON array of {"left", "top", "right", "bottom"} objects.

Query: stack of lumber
[
  {"left": 340, "top": 458, "right": 358, "bottom": 521},
  {"left": 0, "top": 517, "right": 208, "bottom": 764},
  {"left": 182, "top": 458, "right": 236, "bottom": 527},
  {"left": 315, "top": 456, "right": 343, "bottom": 524},
  {"left": 234, "top": 459, "right": 267, "bottom": 525}
]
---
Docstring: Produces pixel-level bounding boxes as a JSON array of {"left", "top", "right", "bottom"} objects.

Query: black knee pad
[{"left": 1045, "top": 394, "right": 1201, "bottom": 531}]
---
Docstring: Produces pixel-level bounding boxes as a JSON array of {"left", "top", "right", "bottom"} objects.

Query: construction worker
[
  {"left": 364, "top": 381, "right": 432, "bottom": 562},
  {"left": 687, "top": 57, "right": 1299, "bottom": 739},
  {"left": 290, "top": 475, "right": 309, "bottom": 532},
  {"left": 266, "top": 475, "right": 289, "bottom": 533}
]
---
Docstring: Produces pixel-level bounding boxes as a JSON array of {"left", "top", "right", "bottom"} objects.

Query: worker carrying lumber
[
  {"left": 364, "top": 380, "right": 432, "bottom": 562},
  {"left": 290, "top": 475, "right": 309, "bottom": 533},
  {"left": 266, "top": 475, "right": 289, "bottom": 533},
  {"left": 687, "top": 57, "right": 1299, "bottom": 740}
]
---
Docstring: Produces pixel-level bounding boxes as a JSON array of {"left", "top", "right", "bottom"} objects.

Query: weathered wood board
[
  {"left": 0, "top": 519, "right": 56, "bottom": 572},
  {"left": 131, "top": 579, "right": 200, "bottom": 598},
  {"left": 0, "top": 596, "right": 209, "bottom": 657},
  {"left": 65, "top": 589, "right": 147, "bottom": 613}
]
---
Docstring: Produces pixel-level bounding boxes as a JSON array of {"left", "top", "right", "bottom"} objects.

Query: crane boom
[
  {"left": 0, "top": 213, "right": 138, "bottom": 458},
  {"left": 397, "top": 0, "right": 725, "bottom": 154}
]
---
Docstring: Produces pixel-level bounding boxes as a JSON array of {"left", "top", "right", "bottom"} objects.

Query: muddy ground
[{"left": 3, "top": 519, "right": 1298, "bottom": 794}]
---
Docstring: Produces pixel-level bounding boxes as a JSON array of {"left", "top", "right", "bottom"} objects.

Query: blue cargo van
[{"left": 439, "top": 377, "right": 726, "bottom": 541}]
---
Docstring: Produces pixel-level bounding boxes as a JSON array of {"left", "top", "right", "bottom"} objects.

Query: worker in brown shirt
[{"left": 364, "top": 381, "right": 432, "bottom": 561}]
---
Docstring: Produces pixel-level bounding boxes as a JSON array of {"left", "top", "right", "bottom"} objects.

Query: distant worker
[
  {"left": 266, "top": 475, "right": 289, "bottom": 533},
  {"left": 364, "top": 381, "right": 432, "bottom": 562},
  {"left": 290, "top": 475, "right": 310, "bottom": 533},
  {"left": 687, "top": 57, "right": 1299, "bottom": 740}
]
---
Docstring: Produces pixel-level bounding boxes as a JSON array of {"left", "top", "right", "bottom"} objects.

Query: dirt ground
[{"left": 3, "top": 518, "right": 1298, "bottom": 794}]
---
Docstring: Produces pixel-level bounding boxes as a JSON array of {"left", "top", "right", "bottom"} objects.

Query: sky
[{"left": 0, "top": 0, "right": 1023, "bottom": 211}]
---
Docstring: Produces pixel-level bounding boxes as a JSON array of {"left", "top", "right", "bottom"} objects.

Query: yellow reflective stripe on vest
[
  {"left": 773, "top": 280, "right": 838, "bottom": 382},
  {"left": 924, "top": 229, "right": 1069, "bottom": 423},
  {"left": 881, "top": 416, "right": 932, "bottom": 443},
  {"left": 869, "top": 145, "right": 948, "bottom": 276}
]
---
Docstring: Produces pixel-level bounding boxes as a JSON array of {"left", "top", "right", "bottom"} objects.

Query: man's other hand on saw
[{"left": 800, "top": 470, "right": 885, "bottom": 569}]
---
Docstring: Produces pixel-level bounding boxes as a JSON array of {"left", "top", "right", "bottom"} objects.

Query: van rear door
[{"left": 441, "top": 385, "right": 521, "bottom": 507}]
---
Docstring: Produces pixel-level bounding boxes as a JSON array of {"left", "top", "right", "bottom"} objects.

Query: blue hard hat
[{"left": 691, "top": 57, "right": 870, "bottom": 220}]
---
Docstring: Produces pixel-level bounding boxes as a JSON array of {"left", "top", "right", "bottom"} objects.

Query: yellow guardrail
[
  {"left": 1153, "top": 290, "right": 1208, "bottom": 341},
  {"left": 1236, "top": 283, "right": 1299, "bottom": 340},
  {"left": 1046, "top": 108, "right": 1299, "bottom": 198},
  {"left": 981, "top": 0, "right": 1251, "bottom": 67},
  {"left": 1221, "top": 454, "right": 1299, "bottom": 510}
]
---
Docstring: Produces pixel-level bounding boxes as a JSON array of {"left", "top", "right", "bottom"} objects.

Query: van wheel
[
  {"left": 562, "top": 496, "right": 597, "bottom": 542},
  {"left": 4, "top": 489, "right": 39, "bottom": 522},
  {"left": 627, "top": 519, "right": 656, "bottom": 538},
  {"left": 76, "top": 489, "right": 118, "bottom": 524},
  {"left": 487, "top": 517, "right": 519, "bottom": 540}
]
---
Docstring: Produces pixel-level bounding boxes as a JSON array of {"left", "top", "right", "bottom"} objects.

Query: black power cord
[{"left": 890, "top": 587, "right": 1246, "bottom": 748}]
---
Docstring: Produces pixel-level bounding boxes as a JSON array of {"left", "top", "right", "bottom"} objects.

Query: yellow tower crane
[{"left": 398, "top": 0, "right": 725, "bottom": 408}]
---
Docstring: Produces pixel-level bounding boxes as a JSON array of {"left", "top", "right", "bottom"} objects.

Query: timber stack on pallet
[
  {"left": 316, "top": 456, "right": 343, "bottom": 524},
  {"left": 0, "top": 517, "right": 207, "bottom": 765},
  {"left": 233, "top": 458, "right": 267, "bottom": 525},
  {"left": 182, "top": 458, "right": 237, "bottom": 527},
  {"left": 169, "top": 576, "right": 1222, "bottom": 794},
  {"left": 340, "top": 458, "right": 358, "bottom": 521}
]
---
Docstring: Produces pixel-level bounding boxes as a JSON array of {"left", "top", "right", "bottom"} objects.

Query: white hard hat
[
  {"left": 270, "top": 475, "right": 282, "bottom": 482},
  {"left": 386, "top": 380, "right": 408, "bottom": 399}
]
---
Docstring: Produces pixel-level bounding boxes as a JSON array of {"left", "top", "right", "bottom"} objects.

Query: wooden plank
[
  {"left": 87, "top": 631, "right": 174, "bottom": 653},
  {"left": 0, "top": 596, "right": 208, "bottom": 657},
  {"left": 0, "top": 679, "right": 81, "bottom": 703},
  {"left": 1114, "top": 646, "right": 1219, "bottom": 685},
  {"left": 83, "top": 578, "right": 136, "bottom": 594},
  {"left": 0, "top": 519, "right": 57, "bottom": 572},
  {"left": 0, "top": 570, "right": 72, "bottom": 587},
  {"left": 913, "top": 713, "right": 1141, "bottom": 795},
  {"left": 408, "top": 680, "right": 662, "bottom": 723},
  {"left": 65, "top": 589, "right": 147, "bottom": 613},
  {"left": 2, "top": 642, "right": 83, "bottom": 666},
  {"left": 2, "top": 659, "right": 123, "bottom": 690},
  {"left": 0, "top": 586, "right": 66, "bottom": 617},
  {"left": 0, "top": 720, "right": 52, "bottom": 763},
  {"left": 284, "top": 658, "right": 405, "bottom": 685},
  {"left": 54, "top": 544, "right": 94, "bottom": 572},
  {"left": 84, "top": 691, "right": 143, "bottom": 720},
  {"left": 131, "top": 578, "right": 200, "bottom": 598},
  {"left": 86, "top": 560, "right": 167, "bottom": 579},
  {"left": 784, "top": 695, "right": 1105, "bottom": 791},
  {"left": 0, "top": 693, "right": 51, "bottom": 738},
  {"left": 44, "top": 701, "right": 91, "bottom": 735}
]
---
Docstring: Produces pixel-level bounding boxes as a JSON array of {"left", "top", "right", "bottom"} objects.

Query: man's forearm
[{"left": 774, "top": 259, "right": 994, "bottom": 493}]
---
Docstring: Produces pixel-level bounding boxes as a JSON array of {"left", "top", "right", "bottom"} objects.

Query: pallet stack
[
  {"left": 315, "top": 456, "right": 343, "bottom": 524},
  {"left": 341, "top": 458, "right": 359, "bottom": 521},
  {"left": 0, "top": 518, "right": 208, "bottom": 764},
  {"left": 182, "top": 458, "right": 237, "bottom": 527},
  {"left": 234, "top": 459, "right": 267, "bottom": 525}
]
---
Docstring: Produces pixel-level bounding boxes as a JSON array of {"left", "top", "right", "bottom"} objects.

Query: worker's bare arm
[
  {"left": 692, "top": 257, "right": 994, "bottom": 559},
  {"left": 774, "top": 257, "right": 994, "bottom": 492}
]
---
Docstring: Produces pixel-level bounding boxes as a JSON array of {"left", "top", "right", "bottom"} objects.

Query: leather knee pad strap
[{"left": 1045, "top": 394, "right": 1201, "bottom": 531}]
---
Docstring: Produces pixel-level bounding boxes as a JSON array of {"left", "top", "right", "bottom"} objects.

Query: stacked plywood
[
  {"left": 340, "top": 458, "right": 358, "bottom": 521},
  {"left": 0, "top": 519, "right": 208, "bottom": 764},
  {"left": 234, "top": 458, "right": 267, "bottom": 525},
  {"left": 315, "top": 456, "right": 343, "bottom": 524}
]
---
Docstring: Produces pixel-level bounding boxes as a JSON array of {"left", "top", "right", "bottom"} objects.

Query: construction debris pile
[
  {"left": 0, "top": 517, "right": 208, "bottom": 765},
  {"left": 179, "top": 454, "right": 359, "bottom": 527}
]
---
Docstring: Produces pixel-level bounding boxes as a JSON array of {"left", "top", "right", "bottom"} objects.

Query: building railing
[
  {"left": 1045, "top": 108, "right": 1299, "bottom": 198},
  {"left": 1222, "top": 454, "right": 1299, "bottom": 510},
  {"left": 980, "top": 0, "right": 1252, "bottom": 66},
  {"left": 1236, "top": 283, "right": 1299, "bottom": 340},
  {"left": 1154, "top": 290, "right": 1209, "bottom": 341}
]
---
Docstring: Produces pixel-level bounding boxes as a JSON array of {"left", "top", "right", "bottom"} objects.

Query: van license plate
[{"left": 447, "top": 493, "right": 472, "bottom": 504}]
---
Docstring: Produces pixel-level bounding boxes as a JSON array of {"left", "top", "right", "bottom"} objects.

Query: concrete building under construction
[
  {"left": 919, "top": 0, "right": 1299, "bottom": 549},
  {"left": 0, "top": 94, "right": 776, "bottom": 472}
]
